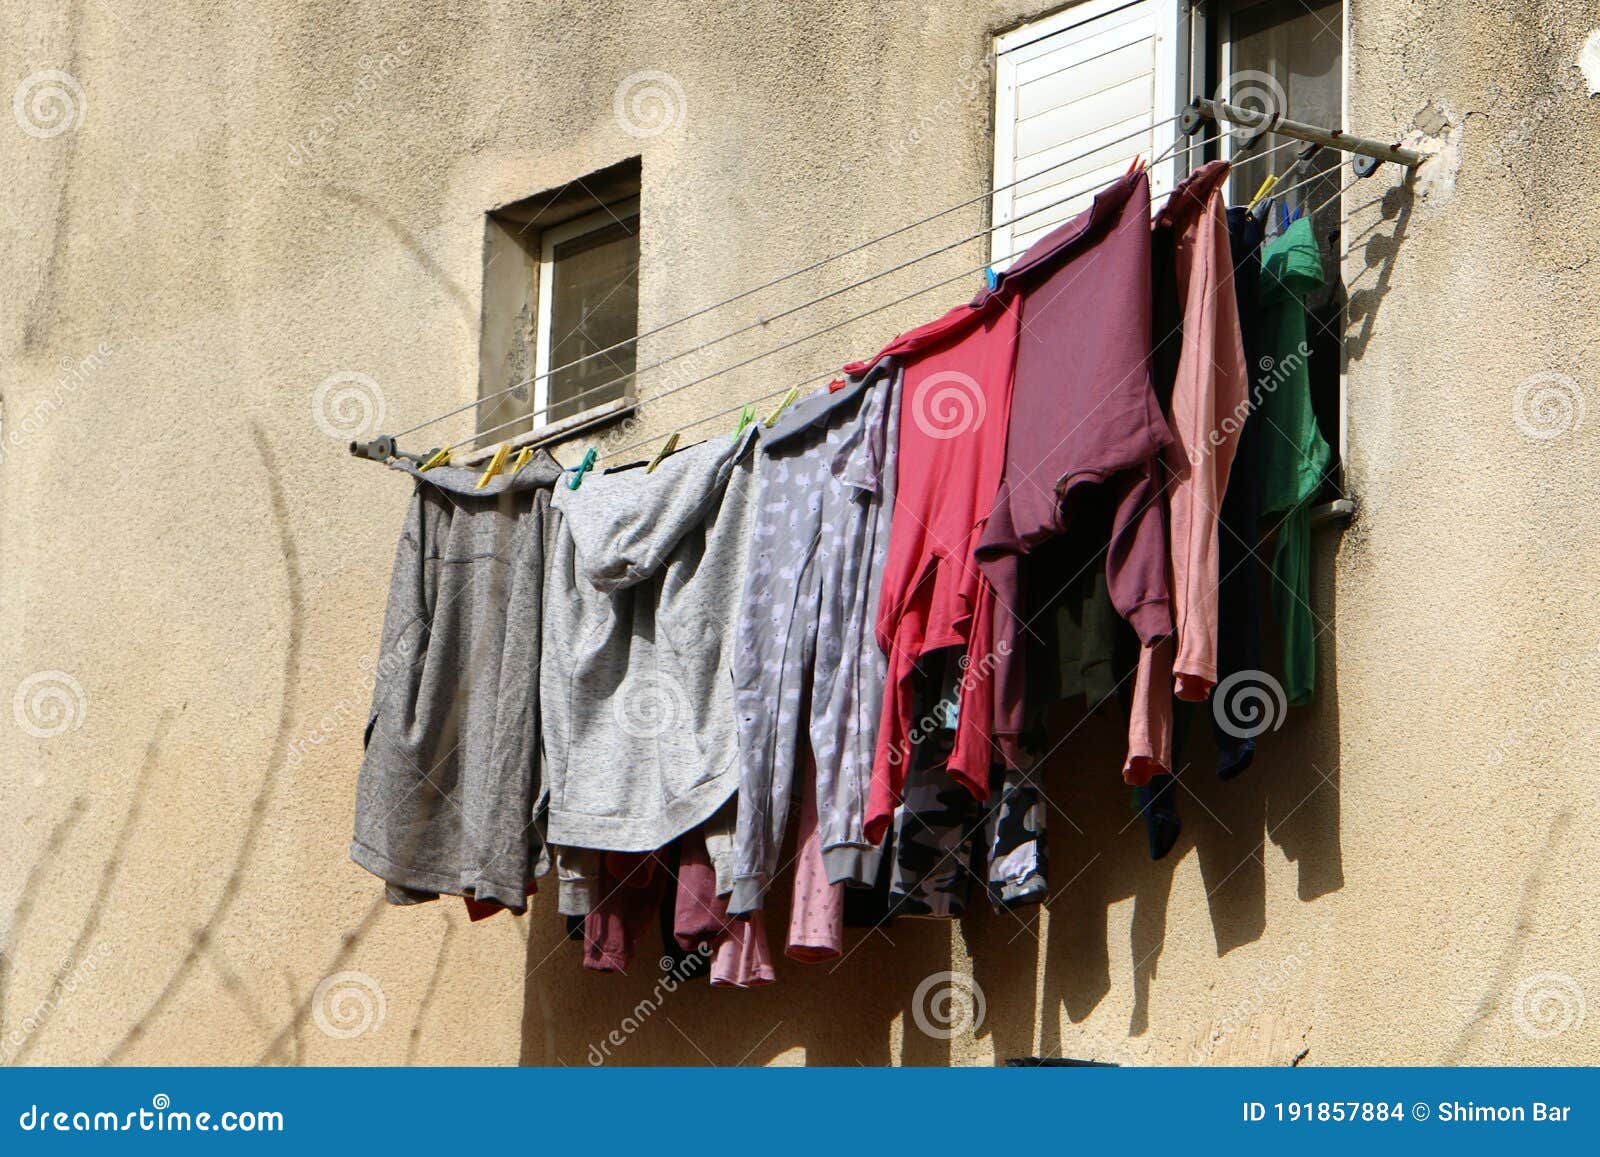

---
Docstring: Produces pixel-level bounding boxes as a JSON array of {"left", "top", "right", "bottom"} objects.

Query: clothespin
[
  {"left": 764, "top": 385, "right": 801, "bottom": 427},
  {"left": 567, "top": 447, "right": 597, "bottom": 490},
  {"left": 1246, "top": 173, "right": 1279, "bottom": 214},
  {"left": 418, "top": 446, "right": 451, "bottom": 472},
  {"left": 731, "top": 405, "right": 755, "bottom": 442},
  {"left": 646, "top": 432, "right": 679, "bottom": 473},
  {"left": 827, "top": 377, "right": 847, "bottom": 394},
  {"left": 510, "top": 445, "right": 535, "bottom": 474},
  {"left": 984, "top": 266, "right": 1000, "bottom": 290},
  {"left": 474, "top": 443, "right": 510, "bottom": 489},
  {"left": 1126, "top": 154, "right": 1145, "bottom": 175}
]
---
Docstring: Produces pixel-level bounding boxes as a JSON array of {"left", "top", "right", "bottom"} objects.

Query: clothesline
[
  {"left": 488, "top": 133, "right": 1313, "bottom": 466},
  {"left": 393, "top": 110, "right": 1194, "bottom": 441},
  {"left": 451, "top": 126, "right": 1284, "bottom": 464},
  {"left": 349, "top": 148, "right": 1348, "bottom": 972},
  {"left": 354, "top": 103, "right": 1418, "bottom": 469}
]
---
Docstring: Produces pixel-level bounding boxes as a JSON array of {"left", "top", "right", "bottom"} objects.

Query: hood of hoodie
[
  {"left": 551, "top": 426, "right": 758, "bottom": 592},
  {"left": 388, "top": 448, "right": 564, "bottom": 497}
]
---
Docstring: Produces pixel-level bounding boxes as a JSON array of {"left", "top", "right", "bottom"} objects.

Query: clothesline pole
[{"left": 1184, "top": 98, "right": 1427, "bottom": 169}]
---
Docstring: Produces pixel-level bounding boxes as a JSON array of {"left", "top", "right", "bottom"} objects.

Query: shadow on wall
[{"left": 519, "top": 601, "right": 1346, "bottom": 1067}]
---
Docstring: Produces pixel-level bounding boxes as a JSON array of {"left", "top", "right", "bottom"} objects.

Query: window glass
[{"left": 543, "top": 214, "right": 639, "bottom": 423}]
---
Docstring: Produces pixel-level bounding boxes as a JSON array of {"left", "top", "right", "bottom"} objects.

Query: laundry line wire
[
  {"left": 394, "top": 110, "right": 1191, "bottom": 441},
  {"left": 463, "top": 126, "right": 1266, "bottom": 456},
  {"left": 596, "top": 135, "right": 1389, "bottom": 469}
]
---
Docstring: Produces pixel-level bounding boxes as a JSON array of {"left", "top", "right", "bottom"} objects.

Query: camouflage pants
[{"left": 887, "top": 653, "right": 1048, "bottom": 917}]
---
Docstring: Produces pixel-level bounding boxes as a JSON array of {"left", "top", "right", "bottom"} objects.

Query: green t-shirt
[{"left": 1256, "top": 216, "right": 1332, "bottom": 705}]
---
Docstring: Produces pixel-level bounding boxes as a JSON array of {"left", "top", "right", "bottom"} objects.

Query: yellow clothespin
[
  {"left": 509, "top": 446, "right": 535, "bottom": 474},
  {"left": 763, "top": 386, "right": 801, "bottom": 427},
  {"left": 474, "top": 443, "right": 510, "bottom": 489},
  {"left": 1247, "top": 172, "right": 1279, "bottom": 213},
  {"left": 419, "top": 445, "right": 451, "bottom": 471},
  {"left": 647, "top": 432, "right": 680, "bottom": 473}
]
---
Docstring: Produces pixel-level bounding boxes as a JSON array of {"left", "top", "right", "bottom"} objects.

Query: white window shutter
[{"left": 991, "top": 0, "right": 1187, "bottom": 269}]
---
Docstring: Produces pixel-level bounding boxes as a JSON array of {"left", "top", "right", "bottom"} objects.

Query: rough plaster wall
[{"left": 0, "top": 0, "right": 1595, "bottom": 1066}]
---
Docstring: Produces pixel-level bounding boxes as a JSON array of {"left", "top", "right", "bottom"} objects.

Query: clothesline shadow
[{"left": 519, "top": 554, "right": 1344, "bottom": 1067}]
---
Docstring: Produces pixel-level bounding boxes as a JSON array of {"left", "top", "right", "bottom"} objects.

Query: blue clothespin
[
  {"left": 567, "top": 446, "right": 597, "bottom": 490},
  {"left": 984, "top": 266, "right": 1000, "bottom": 290}
]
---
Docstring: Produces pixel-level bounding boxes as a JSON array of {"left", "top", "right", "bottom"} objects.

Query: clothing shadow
[
  {"left": 519, "top": 856, "right": 940, "bottom": 1066},
  {"left": 1342, "top": 180, "right": 1414, "bottom": 364}
]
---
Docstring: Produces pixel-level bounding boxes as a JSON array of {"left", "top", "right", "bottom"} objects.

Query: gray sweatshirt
[
  {"left": 541, "top": 430, "right": 760, "bottom": 855},
  {"left": 350, "top": 452, "right": 563, "bottom": 912}
]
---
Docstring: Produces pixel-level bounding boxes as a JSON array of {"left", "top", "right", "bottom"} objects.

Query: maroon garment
[
  {"left": 582, "top": 852, "right": 666, "bottom": 972},
  {"left": 975, "top": 170, "right": 1174, "bottom": 764},
  {"left": 672, "top": 830, "right": 730, "bottom": 953}
]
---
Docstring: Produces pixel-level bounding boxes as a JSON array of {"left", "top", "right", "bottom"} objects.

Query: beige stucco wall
[{"left": 1, "top": 0, "right": 1596, "bottom": 1066}]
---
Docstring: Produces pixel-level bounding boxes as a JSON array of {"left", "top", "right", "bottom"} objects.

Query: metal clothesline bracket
[{"left": 1186, "top": 98, "right": 1427, "bottom": 170}]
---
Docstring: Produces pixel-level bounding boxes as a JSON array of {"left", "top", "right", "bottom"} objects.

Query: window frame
[
  {"left": 1208, "top": 0, "right": 1350, "bottom": 466},
  {"left": 531, "top": 194, "right": 642, "bottom": 428},
  {"left": 990, "top": 0, "right": 1188, "bottom": 269}
]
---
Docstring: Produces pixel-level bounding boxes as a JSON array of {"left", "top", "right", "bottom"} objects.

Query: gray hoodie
[
  {"left": 350, "top": 452, "right": 562, "bottom": 912},
  {"left": 541, "top": 430, "right": 759, "bottom": 856}
]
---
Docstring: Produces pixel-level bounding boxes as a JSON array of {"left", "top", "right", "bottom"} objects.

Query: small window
[
  {"left": 478, "top": 159, "right": 640, "bottom": 445},
  {"left": 535, "top": 199, "right": 640, "bottom": 425}
]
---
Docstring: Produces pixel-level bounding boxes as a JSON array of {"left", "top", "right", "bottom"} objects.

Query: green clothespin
[
  {"left": 567, "top": 446, "right": 597, "bottom": 490},
  {"left": 763, "top": 386, "right": 800, "bottom": 427},
  {"left": 732, "top": 405, "right": 756, "bottom": 442}
]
